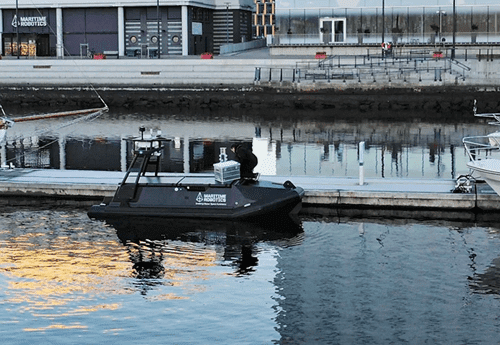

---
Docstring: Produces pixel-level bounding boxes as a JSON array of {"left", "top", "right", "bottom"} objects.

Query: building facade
[
  {"left": 273, "top": 1, "right": 500, "bottom": 45},
  {"left": 0, "top": 0, "right": 254, "bottom": 57},
  {"left": 253, "top": 0, "right": 275, "bottom": 37}
]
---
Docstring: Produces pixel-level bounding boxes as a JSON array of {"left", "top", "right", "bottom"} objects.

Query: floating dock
[{"left": 0, "top": 169, "right": 498, "bottom": 212}]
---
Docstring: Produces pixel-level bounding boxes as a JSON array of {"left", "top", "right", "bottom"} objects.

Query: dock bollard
[{"left": 359, "top": 141, "right": 365, "bottom": 186}]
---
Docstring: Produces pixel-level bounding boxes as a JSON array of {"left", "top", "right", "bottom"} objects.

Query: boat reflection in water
[
  {"left": 469, "top": 257, "right": 500, "bottom": 295},
  {"left": 105, "top": 215, "right": 304, "bottom": 280}
]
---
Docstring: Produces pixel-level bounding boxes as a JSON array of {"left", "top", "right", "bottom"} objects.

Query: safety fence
[{"left": 254, "top": 50, "right": 473, "bottom": 84}]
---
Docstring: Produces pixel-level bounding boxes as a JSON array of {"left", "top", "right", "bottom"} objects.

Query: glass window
[
  {"left": 168, "top": 7, "right": 181, "bottom": 20},
  {"left": 125, "top": 8, "right": 141, "bottom": 20}
]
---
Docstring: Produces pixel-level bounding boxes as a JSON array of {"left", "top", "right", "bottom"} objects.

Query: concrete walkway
[
  {"left": 1, "top": 46, "right": 499, "bottom": 88},
  {"left": 0, "top": 168, "right": 498, "bottom": 211}
]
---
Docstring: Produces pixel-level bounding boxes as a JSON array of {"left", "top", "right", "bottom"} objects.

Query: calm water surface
[
  {"left": 1, "top": 207, "right": 500, "bottom": 344},
  {"left": 2, "top": 108, "right": 494, "bottom": 179},
  {"left": 3, "top": 107, "right": 500, "bottom": 344}
]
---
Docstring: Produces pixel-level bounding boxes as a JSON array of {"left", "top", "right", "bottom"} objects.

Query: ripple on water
[
  {"left": 272, "top": 219, "right": 500, "bottom": 345},
  {"left": 2, "top": 208, "right": 500, "bottom": 344}
]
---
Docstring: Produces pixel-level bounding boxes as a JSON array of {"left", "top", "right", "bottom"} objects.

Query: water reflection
[
  {"left": 106, "top": 215, "right": 304, "bottom": 280},
  {"left": 1, "top": 109, "right": 494, "bottom": 179},
  {"left": 3, "top": 205, "right": 500, "bottom": 343},
  {"left": 466, "top": 225, "right": 500, "bottom": 296},
  {"left": 303, "top": 205, "right": 500, "bottom": 227},
  {"left": 0, "top": 207, "right": 303, "bottom": 338},
  {"left": 302, "top": 209, "right": 500, "bottom": 301},
  {"left": 272, "top": 215, "right": 500, "bottom": 344},
  {"left": 0, "top": 207, "right": 129, "bottom": 324},
  {"left": 470, "top": 257, "right": 500, "bottom": 295}
]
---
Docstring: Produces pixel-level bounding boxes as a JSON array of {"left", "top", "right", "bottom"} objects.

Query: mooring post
[
  {"left": 359, "top": 141, "right": 365, "bottom": 186},
  {"left": 0, "top": 130, "right": 6, "bottom": 167},
  {"left": 254, "top": 67, "right": 261, "bottom": 82}
]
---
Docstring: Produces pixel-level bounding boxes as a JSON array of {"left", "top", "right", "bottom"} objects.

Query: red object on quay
[{"left": 315, "top": 52, "right": 327, "bottom": 59}]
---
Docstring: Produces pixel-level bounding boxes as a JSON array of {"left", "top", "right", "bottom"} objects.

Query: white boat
[
  {"left": 463, "top": 101, "right": 500, "bottom": 196},
  {"left": 466, "top": 158, "right": 500, "bottom": 195}
]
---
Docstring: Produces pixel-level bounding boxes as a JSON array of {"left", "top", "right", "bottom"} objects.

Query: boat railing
[
  {"left": 473, "top": 99, "right": 500, "bottom": 126},
  {"left": 463, "top": 134, "right": 500, "bottom": 161},
  {"left": 474, "top": 114, "right": 500, "bottom": 126}
]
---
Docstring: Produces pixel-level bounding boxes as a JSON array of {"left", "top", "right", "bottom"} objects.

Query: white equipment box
[{"left": 214, "top": 160, "right": 240, "bottom": 183}]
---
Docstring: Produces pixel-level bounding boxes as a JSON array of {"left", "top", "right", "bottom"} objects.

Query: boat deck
[
  {"left": 0, "top": 168, "right": 498, "bottom": 211},
  {"left": 124, "top": 174, "right": 221, "bottom": 186}
]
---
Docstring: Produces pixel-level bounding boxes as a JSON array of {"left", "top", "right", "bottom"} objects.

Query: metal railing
[
  {"left": 255, "top": 51, "right": 471, "bottom": 84},
  {"left": 270, "top": 32, "right": 500, "bottom": 46},
  {"left": 463, "top": 134, "right": 500, "bottom": 162},
  {"left": 463, "top": 103, "right": 500, "bottom": 161}
]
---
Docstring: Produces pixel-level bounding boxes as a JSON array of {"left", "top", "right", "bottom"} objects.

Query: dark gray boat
[{"left": 88, "top": 129, "right": 304, "bottom": 221}]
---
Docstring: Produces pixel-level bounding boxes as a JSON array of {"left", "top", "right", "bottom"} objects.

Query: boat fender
[
  {"left": 283, "top": 180, "right": 296, "bottom": 189},
  {"left": 452, "top": 174, "right": 475, "bottom": 193}
]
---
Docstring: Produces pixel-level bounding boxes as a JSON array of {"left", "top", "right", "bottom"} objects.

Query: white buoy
[{"left": 359, "top": 141, "right": 365, "bottom": 186}]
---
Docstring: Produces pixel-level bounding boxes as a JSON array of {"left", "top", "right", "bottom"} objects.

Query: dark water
[
  {"left": 2, "top": 108, "right": 494, "bottom": 179},
  {"left": 2, "top": 107, "right": 500, "bottom": 344},
  {"left": 1, "top": 206, "right": 500, "bottom": 344}
]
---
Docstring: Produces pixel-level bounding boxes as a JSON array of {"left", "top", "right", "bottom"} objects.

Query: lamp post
[
  {"left": 157, "top": 0, "right": 160, "bottom": 58},
  {"left": 436, "top": 10, "right": 446, "bottom": 43},
  {"left": 16, "top": 0, "right": 19, "bottom": 59},
  {"left": 225, "top": 2, "right": 230, "bottom": 44},
  {"left": 452, "top": 0, "right": 456, "bottom": 59},
  {"left": 381, "top": 0, "right": 385, "bottom": 44}
]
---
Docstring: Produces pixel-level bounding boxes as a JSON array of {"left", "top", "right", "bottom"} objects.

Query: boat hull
[
  {"left": 88, "top": 178, "right": 304, "bottom": 221},
  {"left": 467, "top": 159, "right": 500, "bottom": 196}
]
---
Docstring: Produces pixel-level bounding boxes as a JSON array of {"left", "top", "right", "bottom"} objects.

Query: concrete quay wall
[
  {"left": 0, "top": 56, "right": 499, "bottom": 89},
  {"left": 0, "top": 59, "right": 272, "bottom": 87},
  {"left": 0, "top": 55, "right": 500, "bottom": 115},
  {"left": 2, "top": 85, "right": 500, "bottom": 118}
]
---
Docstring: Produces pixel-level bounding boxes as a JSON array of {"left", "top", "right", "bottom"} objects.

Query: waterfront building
[
  {"left": 273, "top": 0, "right": 500, "bottom": 45},
  {"left": 254, "top": 0, "right": 275, "bottom": 37},
  {"left": 0, "top": 0, "right": 254, "bottom": 57}
]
